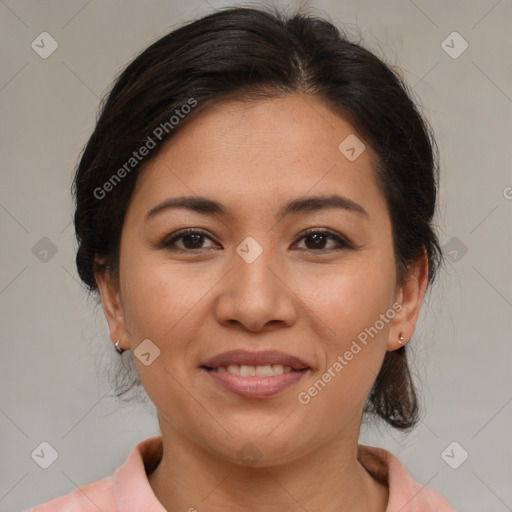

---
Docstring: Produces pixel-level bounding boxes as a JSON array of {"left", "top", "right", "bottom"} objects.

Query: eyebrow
[{"left": 145, "top": 194, "right": 368, "bottom": 221}]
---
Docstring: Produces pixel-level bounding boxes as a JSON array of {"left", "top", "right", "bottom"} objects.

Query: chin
[{"left": 202, "top": 428, "right": 313, "bottom": 469}]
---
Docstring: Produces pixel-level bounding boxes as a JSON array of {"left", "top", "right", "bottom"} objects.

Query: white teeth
[
  {"left": 220, "top": 364, "right": 294, "bottom": 376},
  {"left": 255, "top": 365, "right": 273, "bottom": 377},
  {"left": 240, "top": 365, "right": 255, "bottom": 377},
  {"left": 227, "top": 365, "right": 240, "bottom": 375},
  {"left": 271, "top": 364, "right": 284, "bottom": 375}
]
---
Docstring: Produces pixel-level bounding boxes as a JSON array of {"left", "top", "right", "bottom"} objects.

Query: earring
[
  {"left": 398, "top": 334, "right": 405, "bottom": 344},
  {"left": 115, "top": 339, "right": 125, "bottom": 354}
]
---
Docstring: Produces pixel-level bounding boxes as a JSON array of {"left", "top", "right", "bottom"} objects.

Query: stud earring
[
  {"left": 115, "top": 339, "right": 125, "bottom": 354},
  {"left": 398, "top": 334, "right": 405, "bottom": 344}
]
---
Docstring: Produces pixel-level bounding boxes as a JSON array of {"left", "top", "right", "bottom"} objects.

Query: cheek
[
  {"left": 294, "top": 251, "right": 395, "bottom": 392},
  {"left": 299, "top": 253, "right": 396, "bottom": 343},
  {"left": 118, "top": 256, "right": 213, "bottom": 421},
  {"left": 294, "top": 271, "right": 394, "bottom": 423},
  {"left": 120, "top": 252, "right": 213, "bottom": 343}
]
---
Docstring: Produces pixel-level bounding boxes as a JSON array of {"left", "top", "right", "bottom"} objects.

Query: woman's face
[{"left": 98, "top": 93, "right": 424, "bottom": 465}]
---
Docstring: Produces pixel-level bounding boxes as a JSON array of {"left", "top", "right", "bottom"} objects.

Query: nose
[{"left": 214, "top": 246, "right": 298, "bottom": 333}]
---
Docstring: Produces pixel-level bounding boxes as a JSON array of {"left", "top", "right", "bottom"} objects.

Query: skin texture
[{"left": 96, "top": 93, "right": 428, "bottom": 512}]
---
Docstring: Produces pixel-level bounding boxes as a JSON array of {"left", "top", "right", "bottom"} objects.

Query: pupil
[
  {"left": 307, "top": 233, "right": 325, "bottom": 249},
  {"left": 184, "top": 234, "right": 202, "bottom": 248}
]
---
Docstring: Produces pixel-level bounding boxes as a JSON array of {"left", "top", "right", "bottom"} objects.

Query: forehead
[{"left": 129, "top": 93, "right": 387, "bottom": 224}]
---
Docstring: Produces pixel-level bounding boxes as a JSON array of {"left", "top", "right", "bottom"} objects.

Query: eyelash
[{"left": 158, "top": 228, "right": 352, "bottom": 253}]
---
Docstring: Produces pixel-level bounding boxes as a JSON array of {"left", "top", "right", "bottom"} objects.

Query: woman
[{"left": 27, "top": 6, "right": 453, "bottom": 511}]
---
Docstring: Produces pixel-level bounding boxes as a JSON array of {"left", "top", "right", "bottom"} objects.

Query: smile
[
  {"left": 210, "top": 364, "right": 294, "bottom": 376},
  {"left": 200, "top": 349, "right": 312, "bottom": 399}
]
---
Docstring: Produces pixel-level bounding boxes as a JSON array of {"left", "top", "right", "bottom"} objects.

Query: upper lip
[{"left": 201, "top": 350, "right": 310, "bottom": 370}]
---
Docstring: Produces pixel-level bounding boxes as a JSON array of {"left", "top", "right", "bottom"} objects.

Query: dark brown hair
[{"left": 73, "top": 6, "right": 442, "bottom": 430}]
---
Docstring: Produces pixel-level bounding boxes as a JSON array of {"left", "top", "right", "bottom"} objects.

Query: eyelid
[
  {"left": 158, "top": 227, "right": 354, "bottom": 251},
  {"left": 293, "top": 227, "right": 353, "bottom": 250},
  {"left": 157, "top": 227, "right": 219, "bottom": 250}
]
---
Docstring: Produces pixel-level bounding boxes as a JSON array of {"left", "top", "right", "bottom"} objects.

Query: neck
[{"left": 148, "top": 418, "right": 388, "bottom": 512}]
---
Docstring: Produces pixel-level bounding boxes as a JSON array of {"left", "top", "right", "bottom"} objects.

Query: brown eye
[
  {"left": 159, "top": 229, "right": 218, "bottom": 251},
  {"left": 294, "top": 229, "right": 351, "bottom": 252},
  {"left": 158, "top": 228, "right": 351, "bottom": 253}
]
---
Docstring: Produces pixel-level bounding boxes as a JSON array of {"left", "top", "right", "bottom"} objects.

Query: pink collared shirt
[{"left": 25, "top": 435, "right": 454, "bottom": 511}]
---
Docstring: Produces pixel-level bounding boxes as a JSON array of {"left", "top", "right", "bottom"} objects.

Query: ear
[
  {"left": 387, "top": 249, "right": 429, "bottom": 351},
  {"left": 95, "top": 266, "right": 129, "bottom": 352}
]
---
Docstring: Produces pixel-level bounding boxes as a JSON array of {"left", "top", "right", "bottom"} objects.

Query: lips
[
  {"left": 201, "top": 349, "right": 310, "bottom": 371},
  {"left": 200, "top": 349, "right": 311, "bottom": 399}
]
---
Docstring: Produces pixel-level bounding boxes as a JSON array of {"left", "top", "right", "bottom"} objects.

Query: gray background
[{"left": 1, "top": 0, "right": 511, "bottom": 511}]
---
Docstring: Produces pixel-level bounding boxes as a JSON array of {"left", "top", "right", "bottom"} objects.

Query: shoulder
[
  {"left": 24, "top": 436, "right": 163, "bottom": 512},
  {"left": 358, "top": 444, "right": 455, "bottom": 512},
  {"left": 25, "top": 476, "right": 115, "bottom": 512}
]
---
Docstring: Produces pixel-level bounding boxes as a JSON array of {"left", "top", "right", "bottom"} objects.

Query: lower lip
[{"left": 202, "top": 367, "right": 309, "bottom": 399}]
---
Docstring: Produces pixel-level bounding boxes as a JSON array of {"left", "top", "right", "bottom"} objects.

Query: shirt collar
[
  {"left": 112, "top": 435, "right": 166, "bottom": 512},
  {"left": 112, "top": 436, "right": 451, "bottom": 512}
]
